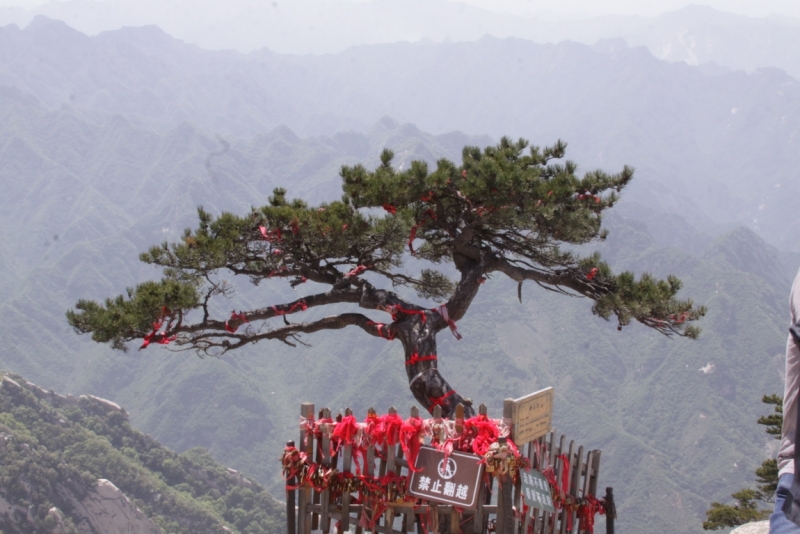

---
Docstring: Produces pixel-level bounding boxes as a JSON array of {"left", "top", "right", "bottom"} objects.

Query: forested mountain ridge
[{"left": 0, "top": 372, "right": 285, "bottom": 533}]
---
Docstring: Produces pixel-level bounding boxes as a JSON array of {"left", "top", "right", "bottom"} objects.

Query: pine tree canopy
[{"left": 67, "top": 138, "right": 705, "bottom": 414}]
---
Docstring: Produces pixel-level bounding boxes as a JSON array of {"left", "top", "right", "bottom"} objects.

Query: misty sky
[{"left": 2, "top": 0, "right": 799, "bottom": 19}]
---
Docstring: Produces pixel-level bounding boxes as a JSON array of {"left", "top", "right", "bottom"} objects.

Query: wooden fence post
[
  {"left": 286, "top": 440, "right": 296, "bottom": 534},
  {"left": 604, "top": 488, "right": 615, "bottom": 534},
  {"left": 497, "top": 399, "right": 514, "bottom": 534},
  {"left": 298, "top": 403, "right": 314, "bottom": 534}
]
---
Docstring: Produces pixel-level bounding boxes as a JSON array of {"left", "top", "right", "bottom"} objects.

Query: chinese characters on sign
[
  {"left": 408, "top": 446, "right": 484, "bottom": 508},
  {"left": 519, "top": 469, "right": 555, "bottom": 513},
  {"left": 511, "top": 387, "right": 554, "bottom": 444}
]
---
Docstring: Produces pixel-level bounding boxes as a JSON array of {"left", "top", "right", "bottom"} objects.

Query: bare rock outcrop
[
  {"left": 731, "top": 520, "right": 769, "bottom": 534},
  {"left": 62, "top": 479, "right": 161, "bottom": 534}
]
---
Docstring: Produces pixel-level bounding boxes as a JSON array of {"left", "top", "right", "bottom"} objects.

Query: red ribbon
[
  {"left": 225, "top": 311, "right": 249, "bottom": 333},
  {"left": 586, "top": 267, "right": 598, "bottom": 280},
  {"left": 380, "top": 412, "right": 404, "bottom": 446},
  {"left": 387, "top": 305, "right": 427, "bottom": 323},
  {"left": 430, "top": 390, "right": 455, "bottom": 408},
  {"left": 382, "top": 204, "right": 397, "bottom": 214},
  {"left": 405, "top": 353, "right": 437, "bottom": 366},
  {"left": 346, "top": 265, "right": 369, "bottom": 278},
  {"left": 259, "top": 225, "right": 283, "bottom": 242},
  {"left": 670, "top": 311, "right": 689, "bottom": 324},
  {"left": 367, "top": 321, "right": 396, "bottom": 340},
  {"left": 463, "top": 414, "right": 500, "bottom": 456},
  {"left": 434, "top": 304, "right": 462, "bottom": 340},
  {"left": 399, "top": 416, "right": 424, "bottom": 472},
  {"left": 271, "top": 300, "right": 309, "bottom": 316},
  {"left": 407, "top": 210, "right": 438, "bottom": 254},
  {"left": 140, "top": 307, "right": 177, "bottom": 348},
  {"left": 408, "top": 225, "right": 419, "bottom": 254},
  {"left": 557, "top": 454, "right": 571, "bottom": 494},
  {"left": 579, "top": 494, "right": 606, "bottom": 533}
]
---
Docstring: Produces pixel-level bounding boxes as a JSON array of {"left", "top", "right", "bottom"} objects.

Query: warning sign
[
  {"left": 408, "top": 446, "right": 484, "bottom": 509},
  {"left": 519, "top": 469, "right": 555, "bottom": 513}
]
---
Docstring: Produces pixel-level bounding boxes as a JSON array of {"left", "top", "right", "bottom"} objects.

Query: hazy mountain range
[
  {"left": 2, "top": 2, "right": 800, "bottom": 78},
  {"left": 0, "top": 14, "right": 798, "bottom": 534},
  {"left": 1, "top": 16, "right": 799, "bottom": 251}
]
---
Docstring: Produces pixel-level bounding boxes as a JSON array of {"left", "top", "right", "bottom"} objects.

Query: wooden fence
[{"left": 285, "top": 401, "right": 615, "bottom": 534}]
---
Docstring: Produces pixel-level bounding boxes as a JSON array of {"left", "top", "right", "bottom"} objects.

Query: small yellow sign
[{"left": 511, "top": 387, "right": 554, "bottom": 444}]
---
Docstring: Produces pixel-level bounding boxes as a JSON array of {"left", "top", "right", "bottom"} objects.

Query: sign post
[{"left": 511, "top": 387, "right": 554, "bottom": 444}]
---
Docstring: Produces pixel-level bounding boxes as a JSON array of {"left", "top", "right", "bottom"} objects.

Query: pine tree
[
  {"left": 67, "top": 138, "right": 705, "bottom": 417},
  {"left": 702, "top": 395, "right": 783, "bottom": 529}
]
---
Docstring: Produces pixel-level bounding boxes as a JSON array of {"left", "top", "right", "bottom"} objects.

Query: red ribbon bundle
[
  {"left": 463, "top": 414, "right": 500, "bottom": 456},
  {"left": 225, "top": 311, "right": 249, "bottom": 333},
  {"left": 399, "top": 415, "right": 424, "bottom": 472},
  {"left": 346, "top": 265, "right": 369, "bottom": 278},
  {"left": 380, "top": 412, "right": 404, "bottom": 446},
  {"left": 140, "top": 306, "right": 177, "bottom": 348},
  {"left": 579, "top": 494, "right": 606, "bottom": 533},
  {"left": 382, "top": 204, "right": 397, "bottom": 214},
  {"left": 586, "top": 267, "right": 598, "bottom": 280},
  {"left": 259, "top": 225, "right": 283, "bottom": 242}
]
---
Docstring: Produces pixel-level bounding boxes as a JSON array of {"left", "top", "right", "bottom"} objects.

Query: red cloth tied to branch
[
  {"left": 407, "top": 225, "right": 419, "bottom": 254},
  {"left": 670, "top": 311, "right": 690, "bottom": 324},
  {"left": 140, "top": 307, "right": 178, "bottom": 348},
  {"left": 434, "top": 304, "right": 462, "bottom": 340},
  {"left": 367, "top": 321, "right": 395, "bottom": 340},
  {"left": 399, "top": 416, "right": 424, "bottom": 472},
  {"left": 346, "top": 265, "right": 369, "bottom": 278},
  {"left": 430, "top": 390, "right": 454, "bottom": 408},
  {"left": 407, "top": 209, "right": 438, "bottom": 254},
  {"left": 271, "top": 300, "right": 308, "bottom": 316},
  {"left": 259, "top": 225, "right": 283, "bottom": 242},
  {"left": 382, "top": 204, "right": 397, "bottom": 214},
  {"left": 586, "top": 267, "right": 598, "bottom": 280},
  {"left": 225, "top": 311, "right": 249, "bottom": 333},
  {"left": 142, "top": 331, "right": 177, "bottom": 348},
  {"left": 406, "top": 353, "right": 437, "bottom": 366},
  {"left": 387, "top": 304, "right": 427, "bottom": 323}
]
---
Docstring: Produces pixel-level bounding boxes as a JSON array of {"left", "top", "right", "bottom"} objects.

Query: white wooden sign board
[{"left": 511, "top": 387, "right": 554, "bottom": 444}]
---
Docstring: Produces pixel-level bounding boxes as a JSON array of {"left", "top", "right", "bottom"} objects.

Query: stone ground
[{"left": 731, "top": 520, "right": 769, "bottom": 534}]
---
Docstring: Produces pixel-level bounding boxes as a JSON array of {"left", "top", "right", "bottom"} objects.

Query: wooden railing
[{"left": 285, "top": 401, "right": 614, "bottom": 534}]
